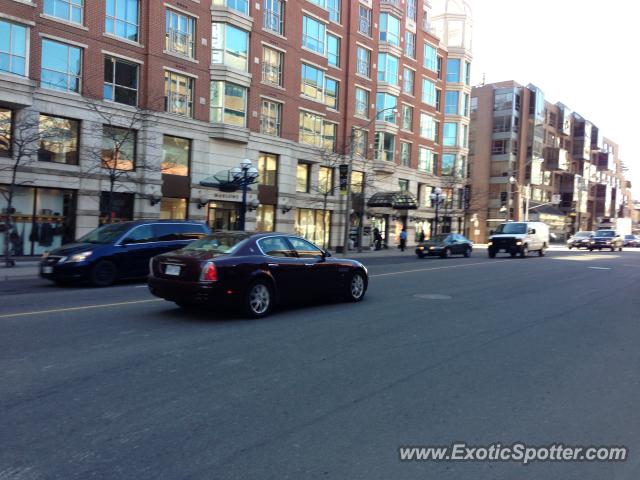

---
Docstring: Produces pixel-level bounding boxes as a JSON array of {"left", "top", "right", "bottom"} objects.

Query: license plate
[
  {"left": 42, "top": 266, "right": 53, "bottom": 274},
  {"left": 165, "top": 264, "right": 181, "bottom": 276}
]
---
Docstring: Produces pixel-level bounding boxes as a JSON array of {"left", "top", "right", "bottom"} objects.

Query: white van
[{"left": 488, "top": 221, "right": 550, "bottom": 258}]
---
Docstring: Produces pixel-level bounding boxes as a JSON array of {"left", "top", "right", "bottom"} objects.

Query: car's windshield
[
  {"left": 575, "top": 231, "right": 593, "bottom": 238},
  {"left": 595, "top": 230, "right": 615, "bottom": 237},
  {"left": 184, "top": 234, "right": 248, "bottom": 254},
  {"left": 77, "top": 223, "right": 131, "bottom": 244},
  {"left": 494, "top": 223, "right": 527, "bottom": 235},
  {"left": 625, "top": 235, "right": 635, "bottom": 239}
]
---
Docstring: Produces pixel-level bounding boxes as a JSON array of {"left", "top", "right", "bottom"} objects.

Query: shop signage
[{"left": 206, "top": 191, "right": 243, "bottom": 202}]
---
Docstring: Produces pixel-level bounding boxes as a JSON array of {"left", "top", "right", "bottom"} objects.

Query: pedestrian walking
[
  {"left": 418, "top": 230, "right": 425, "bottom": 242},
  {"left": 399, "top": 228, "right": 407, "bottom": 252},
  {"left": 373, "top": 227, "right": 382, "bottom": 250}
]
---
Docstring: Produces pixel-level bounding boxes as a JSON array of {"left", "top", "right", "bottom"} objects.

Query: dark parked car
[
  {"left": 40, "top": 220, "right": 210, "bottom": 286},
  {"left": 567, "top": 231, "right": 594, "bottom": 249},
  {"left": 623, "top": 235, "right": 640, "bottom": 247},
  {"left": 148, "top": 232, "right": 369, "bottom": 318},
  {"left": 588, "top": 230, "right": 623, "bottom": 251},
  {"left": 415, "top": 233, "right": 473, "bottom": 259}
]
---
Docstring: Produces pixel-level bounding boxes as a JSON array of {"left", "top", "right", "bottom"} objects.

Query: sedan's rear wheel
[
  {"left": 463, "top": 247, "right": 471, "bottom": 258},
  {"left": 244, "top": 280, "right": 273, "bottom": 318},
  {"left": 345, "top": 271, "right": 366, "bottom": 302},
  {"left": 90, "top": 260, "right": 117, "bottom": 287}
]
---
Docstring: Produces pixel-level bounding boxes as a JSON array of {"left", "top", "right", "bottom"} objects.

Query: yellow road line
[
  {"left": 0, "top": 299, "right": 163, "bottom": 319},
  {"left": 370, "top": 259, "right": 511, "bottom": 278}
]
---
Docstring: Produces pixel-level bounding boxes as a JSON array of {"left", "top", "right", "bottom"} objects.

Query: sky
[{"left": 465, "top": 0, "right": 639, "bottom": 198}]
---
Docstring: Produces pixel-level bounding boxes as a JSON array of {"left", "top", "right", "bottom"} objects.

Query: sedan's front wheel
[
  {"left": 244, "top": 280, "right": 273, "bottom": 318},
  {"left": 90, "top": 260, "right": 117, "bottom": 287},
  {"left": 463, "top": 247, "right": 471, "bottom": 258},
  {"left": 345, "top": 271, "right": 366, "bottom": 302}
]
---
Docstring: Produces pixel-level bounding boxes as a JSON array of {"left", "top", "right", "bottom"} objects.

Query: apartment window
[
  {"left": 422, "top": 78, "right": 436, "bottom": 106},
  {"left": 494, "top": 92, "right": 514, "bottom": 111},
  {"left": 434, "top": 121, "right": 440, "bottom": 143},
  {"left": 464, "top": 61, "right": 471, "bottom": 85},
  {"left": 419, "top": 113, "right": 435, "bottom": 141},
  {"left": 166, "top": 9, "right": 195, "bottom": 58},
  {"left": 445, "top": 91, "right": 459, "bottom": 115},
  {"left": 323, "top": 121, "right": 337, "bottom": 151},
  {"left": 400, "top": 142, "right": 410, "bottom": 167},
  {"left": 255, "top": 205, "right": 275, "bottom": 232},
  {"left": 164, "top": 71, "right": 193, "bottom": 117},
  {"left": 379, "top": 13, "right": 400, "bottom": 47},
  {"left": 38, "top": 114, "right": 79, "bottom": 165},
  {"left": 302, "top": 16, "right": 325, "bottom": 55},
  {"left": 0, "top": 20, "right": 27, "bottom": 76},
  {"left": 463, "top": 93, "right": 470, "bottom": 116},
  {"left": 105, "top": 0, "right": 139, "bottom": 42},
  {"left": 212, "top": 0, "right": 249, "bottom": 15},
  {"left": 299, "top": 111, "right": 323, "bottom": 147},
  {"left": 211, "top": 23, "right": 249, "bottom": 71},
  {"left": 471, "top": 96, "right": 478, "bottom": 114},
  {"left": 262, "top": 46, "right": 283, "bottom": 85},
  {"left": 462, "top": 124, "right": 468, "bottom": 148},
  {"left": 0, "top": 108, "right": 11, "bottom": 155},
  {"left": 358, "top": 5, "right": 371, "bottom": 36},
  {"left": 258, "top": 152, "right": 277, "bottom": 186},
  {"left": 457, "top": 155, "right": 467, "bottom": 178},
  {"left": 447, "top": 58, "right": 460, "bottom": 83},
  {"left": 375, "top": 93, "right": 397, "bottom": 124},
  {"left": 435, "top": 89, "right": 441, "bottom": 111},
  {"left": 442, "top": 154, "right": 455, "bottom": 175},
  {"left": 103, "top": 56, "right": 138, "bottom": 106},
  {"left": 297, "top": 163, "right": 311, "bottom": 193},
  {"left": 260, "top": 99, "right": 282, "bottom": 136},
  {"left": 210, "top": 81, "right": 247, "bottom": 126},
  {"left": 41, "top": 39, "right": 81, "bottom": 93},
  {"left": 492, "top": 140, "right": 508, "bottom": 154},
  {"left": 356, "top": 46, "right": 370, "bottom": 77},
  {"left": 401, "top": 105, "right": 413, "bottom": 131},
  {"left": 352, "top": 127, "right": 367, "bottom": 158},
  {"left": 418, "top": 147, "right": 433, "bottom": 174},
  {"left": 423, "top": 43, "right": 437, "bottom": 72},
  {"left": 319, "top": 166, "right": 333, "bottom": 194},
  {"left": 493, "top": 116, "right": 512, "bottom": 133},
  {"left": 161, "top": 135, "right": 190, "bottom": 176},
  {"left": 327, "top": 0, "right": 340, "bottom": 23},
  {"left": 378, "top": 53, "right": 399, "bottom": 85},
  {"left": 405, "top": 32, "right": 416, "bottom": 59},
  {"left": 437, "top": 56, "right": 443, "bottom": 79},
  {"left": 327, "top": 33, "right": 340, "bottom": 67},
  {"left": 44, "top": 0, "right": 83, "bottom": 24},
  {"left": 443, "top": 122, "right": 458, "bottom": 146},
  {"left": 301, "top": 63, "right": 324, "bottom": 101},
  {"left": 355, "top": 87, "right": 369, "bottom": 118},
  {"left": 101, "top": 126, "right": 135, "bottom": 171},
  {"left": 403, "top": 67, "right": 415, "bottom": 95},
  {"left": 263, "top": 0, "right": 284, "bottom": 35},
  {"left": 325, "top": 78, "right": 339, "bottom": 110},
  {"left": 407, "top": 0, "right": 417, "bottom": 20},
  {"left": 398, "top": 178, "right": 409, "bottom": 191},
  {"left": 374, "top": 132, "right": 395, "bottom": 162}
]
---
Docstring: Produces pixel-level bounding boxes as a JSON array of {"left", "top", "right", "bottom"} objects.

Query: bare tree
[
  {"left": 81, "top": 101, "right": 158, "bottom": 224},
  {"left": 0, "top": 110, "right": 53, "bottom": 267}
]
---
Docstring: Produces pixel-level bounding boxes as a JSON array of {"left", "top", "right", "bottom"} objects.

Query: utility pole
[{"left": 341, "top": 138, "right": 354, "bottom": 254}]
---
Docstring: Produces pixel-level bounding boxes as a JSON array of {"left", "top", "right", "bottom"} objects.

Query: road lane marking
[
  {"left": 588, "top": 267, "right": 612, "bottom": 270},
  {"left": 369, "top": 260, "right": 511, "bottom": 278},
  {"left": 0, "top": 299, "right": 163, "bottom": 319}
]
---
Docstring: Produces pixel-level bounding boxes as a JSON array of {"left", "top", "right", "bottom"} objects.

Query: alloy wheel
[
  {"left": 249, "top": 283, "right": 271, "bottom": 315},
  {"left": 350, "top": 273, "right": 365, "bottom": 301}
]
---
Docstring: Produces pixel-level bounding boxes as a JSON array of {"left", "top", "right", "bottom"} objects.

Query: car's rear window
[{"left": 184, "top": 234, "right": 248, "bottom": 254}]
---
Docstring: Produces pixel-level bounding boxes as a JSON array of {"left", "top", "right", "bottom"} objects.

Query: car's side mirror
[
  {"left": 528, "top": 229, "right": 536, "bottom": 234},
  {"left": 489, "top": 230, "right": 494, "bottom": 235},
  {"left": 323, "top": 250, "right": 332, "bottom": 258}
]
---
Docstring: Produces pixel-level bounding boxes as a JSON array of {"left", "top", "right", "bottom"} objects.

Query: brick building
[{"left": 0, "top": 0, "right": 473, "bottom": 256}]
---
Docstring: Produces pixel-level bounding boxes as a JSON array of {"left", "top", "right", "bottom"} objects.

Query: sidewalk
[{"left": 0, "top": 260, "right": 40, "bottom": 281}]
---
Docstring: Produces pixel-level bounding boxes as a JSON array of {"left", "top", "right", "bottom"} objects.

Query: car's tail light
[{"left": 201, "top": 262, "right": 218, "bottom": 282}]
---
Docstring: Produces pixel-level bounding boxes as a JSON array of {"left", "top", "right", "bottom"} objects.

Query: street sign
[
  {"left": 552, "top": 194, "right": 561, "bottom": 205},
  {"left": 339, "top": 164, "right": 349, "bottom": 194}
]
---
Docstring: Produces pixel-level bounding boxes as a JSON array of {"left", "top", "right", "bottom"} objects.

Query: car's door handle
[
  {"left": 304, "top": 263, "right": 314, "bottom": 267},
  {"left": 268, "top": 263, "right": 278, "bottom": 268}
]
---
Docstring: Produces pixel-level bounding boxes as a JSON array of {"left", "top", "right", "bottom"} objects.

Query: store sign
[
  {"left": 339, "top": 164, "right": 349, "bottom": 194},
  {"left": 207, "top": 191, "right": 243, "bottom": 202}
]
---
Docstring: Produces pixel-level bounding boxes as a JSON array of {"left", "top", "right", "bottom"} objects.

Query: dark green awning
[{"left": 367, "top": 191, "right": 418, "bottom": 210}]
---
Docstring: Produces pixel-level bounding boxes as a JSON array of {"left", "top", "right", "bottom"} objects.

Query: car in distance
[
  {"left": 415, "top": 233, "right": 472, "bottom": 259},
  {"left": 588, "top": 230, "right": 623, "bottom": 251},
  {"left": 567, "top": 231, "right": 595, "bottom": 249},
  {"left": 623, "top": 235, "right": 639, "bottom": 248},
  {"left": 40, "top": 220, "right": 210, "bottom": 286},
  {"left": 487, "top": 221, "right": 549, "bottom": 258},
  {"left": 148, "top": 232, "right": 369, "bottom": 318}
]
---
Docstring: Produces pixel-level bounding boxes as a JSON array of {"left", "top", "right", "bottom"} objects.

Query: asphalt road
[{"left": 1, "top": 248, "right": 640, "bottom": 479}]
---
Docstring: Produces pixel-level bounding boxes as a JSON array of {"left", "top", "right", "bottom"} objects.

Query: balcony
[
  {"left": 543, "top": 147, "right": 569, "bottom": 171},
  {"left": 380, "top": 0, "right": 403, "bottom": 15},
  {"left": 372, "top": 159, "right": 397, "bottom": 174},
  {"left": 594, "top": 151, "right": 613, "bottom": 171}
]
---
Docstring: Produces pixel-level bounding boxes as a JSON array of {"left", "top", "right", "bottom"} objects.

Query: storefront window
[
  {"left": 255, "top": 204, "right": 275, "bottom": 232},
  {"left": 0, "top": 108, "right": 12, "bottom": 155},
  {"left": 295, "top": 208, "right": 331, "bottom": 248},
  {"left": 297, "top": 163, "right": 310, "bottom": 193},
  {"left": 319, "top": 166, "right": 333, "bottom": 195},
  {"left": 99, "top": 191, "right": 134, "bottom": 224},
  {"left": 160, "top": 197, "right": 187, "bottom": 219},
  {"left": 258, "top": 152, "right": 277, "bottom": 186},
  {"left": 102, "top": 126, "right": 136, "bottom": 171},
  {"left": 0, "top": 185, "right": 76, "bottom": 256},
  {"left": 161, "top": 135, "right": 190, "bottom": 176},
  {"left": 351, "top": 170, "right": 364, "bottom": 194},
  {"left": 38, "top": 114, "right": 79, "bottom": 165}
]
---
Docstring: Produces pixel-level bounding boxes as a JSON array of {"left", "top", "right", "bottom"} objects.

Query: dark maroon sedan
[{"left": 148, "top": 232, "right": 369, "bottom": 318}]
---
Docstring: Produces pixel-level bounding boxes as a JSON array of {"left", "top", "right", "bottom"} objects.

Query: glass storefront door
[{"left": 207, "top": 202, "right": 240, "bottom": 231}]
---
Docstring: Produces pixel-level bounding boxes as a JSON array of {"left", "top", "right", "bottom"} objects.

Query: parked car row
[{"left": 566, "top": 230, "right": 631, "bottom": 251}]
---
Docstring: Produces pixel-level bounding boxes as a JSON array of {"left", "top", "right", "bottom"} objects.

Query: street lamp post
[
  {"left": 429, "top": 187, "right": 443, "bottom": 238},
  {"left": 231, "top": 158, "right": 259, "bottom": 231}
]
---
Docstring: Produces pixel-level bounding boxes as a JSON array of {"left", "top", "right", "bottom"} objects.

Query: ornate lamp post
[
  {"left": 429, "top": 187, "right": 443, "bottom": 238},
  {"left": 231, "top": 158, "right": 259, "bottom": 231}
]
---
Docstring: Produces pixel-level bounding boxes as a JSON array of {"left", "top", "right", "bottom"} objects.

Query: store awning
[
  {"left": 367, "top": 191, "right": 418, "bottom": 210},
  {"left": 200, "top": 170, "right": 252, "bottom": 192}
]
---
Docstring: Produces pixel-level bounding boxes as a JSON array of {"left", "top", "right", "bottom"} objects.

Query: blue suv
[{"left": 40, "top": 220, "right": 210, "bottom": 286}]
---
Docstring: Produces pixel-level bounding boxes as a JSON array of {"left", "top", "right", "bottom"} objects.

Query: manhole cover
[{"left": 413, "top": 293, "right": 452, "bottom": 300}]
